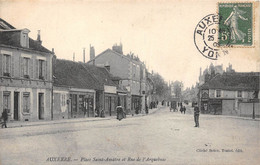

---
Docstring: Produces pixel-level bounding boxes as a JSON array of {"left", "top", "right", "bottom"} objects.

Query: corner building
[{"left": 0, "top": 18, "right": 53, "bottom": 121}]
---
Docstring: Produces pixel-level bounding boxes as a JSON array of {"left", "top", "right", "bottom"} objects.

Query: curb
[{"left": 6, "top": 108, "right": 161, "bottom": 129}]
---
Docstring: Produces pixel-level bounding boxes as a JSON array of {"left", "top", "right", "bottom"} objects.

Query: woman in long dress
[
  {"left": 224, "top": 5, "right": 248, "bottom": 43},
  {"left": 116, "top": 106, "right": 125, "bottom": 121}
]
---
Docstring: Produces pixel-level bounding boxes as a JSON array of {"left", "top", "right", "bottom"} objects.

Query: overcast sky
[{"left": 1, "top": 0, "right": 259, "bottom": 88}]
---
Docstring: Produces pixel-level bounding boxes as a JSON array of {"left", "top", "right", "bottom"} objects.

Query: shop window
[
  {"left": 61, "top": 94, "right": 66, "bottom": 106},
  {"left": 237, "top": 91, "right": 242, "bottom": 98},
  {"left": 3, "top": 91, "right": 11, "bottom": 113},
  {"left": 23, "top": 92, "right": 30, "bottom": 113},
  {"left": 72, "top": 94, "right": 77, "bottom": 112},
  {"left": 216, "top": 90, "right": 221, "bottom": 97},
  {"left": 3, "top": 54, "right": 11, "bottom": 77},
  {"left": 79, "top": 95, "right": 84, "bottom": 112}
]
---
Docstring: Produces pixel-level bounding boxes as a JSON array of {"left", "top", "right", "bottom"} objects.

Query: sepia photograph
[{"left": 0, "top": 0, "right": 259, "bottom": 164}]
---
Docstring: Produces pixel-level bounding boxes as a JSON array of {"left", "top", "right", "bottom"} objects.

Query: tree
[{"left": 150, "top": 72, "right": 170, "bottom": 101}]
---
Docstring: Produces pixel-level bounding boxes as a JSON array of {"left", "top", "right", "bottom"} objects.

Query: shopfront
[
  {"left": 132, "top": 95, "right": 142, "bottom": 114},
  {"left": 69, "top": 89, "right": 95, "bottom": 118},
  {"left": 104, "top": 85, "right": 117, "bottom": 116}
]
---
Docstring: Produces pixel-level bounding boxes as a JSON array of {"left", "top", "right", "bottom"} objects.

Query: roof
[
  {"left": 82, "top": 64, "right": 127, "bottom": 93},
  {"left": 87, "top": 48, "right": 143, "bottom": 65},
  {"left": 0, "top": 18, "right": 15, "bottom": 30},
  {"left": 0, "top": 18, "right": 52, "bottom": 54},
  {"left": 81, "top": 64, "right": 116, "bottom": 87},
  {"left": 54, "top": 59, "right": 127, "bottom": 93},
  {"left": 200, "top": 72, "right": 260, "bottom": 91},
  {"left": 54, "top": 59, "right": 103, "bottom": 90}
]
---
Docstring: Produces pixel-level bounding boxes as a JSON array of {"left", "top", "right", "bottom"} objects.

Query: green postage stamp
[{"left": 218, "top": 2, "right": 253, "bottom": 46}]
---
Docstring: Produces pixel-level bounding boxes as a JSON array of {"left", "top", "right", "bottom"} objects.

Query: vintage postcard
[{"left": 0, "top": 0, "right": 259, "bottom": 165}]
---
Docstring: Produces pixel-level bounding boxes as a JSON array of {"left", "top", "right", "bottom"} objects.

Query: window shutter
[
  {"left": 20, "top": 57, "right": 24, "bottom": 77},
  {"left": 3, "top": 55, "right": 6, "bottom": 73},
  {"left": 11, "top": 55, "right": 14, "bottom": 77},
  {"left": 45, "top": 60, "right": 48, "bottom": 80},
  {"left": 0, "top": 54, "right": 2, "bottom": 76},
  {"left": 30, "top": 58, "right": 33, "bottom": 79},
  {"left": 29, "top": 93, "right": 31, "bottom": 113},
  {"left": 35, "top": 59, "right": 38, "bottom": 79},
  {"left": 43, "top": 60, "right": 46, "bottom": 79}
]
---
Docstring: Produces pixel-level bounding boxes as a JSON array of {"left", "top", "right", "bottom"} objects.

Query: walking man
[
  {"left": 183, "top": 106, "right": 186, "bottom": 114},
  {"left": 194, "top": 105, "right": 200, "bottom": 127},
  {"left": 1, "top": 109, "right": 8, "bottom": 128}
]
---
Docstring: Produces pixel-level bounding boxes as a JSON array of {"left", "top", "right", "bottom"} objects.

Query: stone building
[
  {"left": 0, "top": 18, "right": 54, "bottom": 121},
  {"left": 87, "top": 44, "right": 148, "bottom": 114}
]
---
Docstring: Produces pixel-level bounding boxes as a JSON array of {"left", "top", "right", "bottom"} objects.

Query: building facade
[
  {"left": 199, "top": 72, "right": 260, "bottom": 118},
  {"left": 53, "top": 59, "right": 127, "bottom": 119},
  {"left": 87, "top": 44, "right": 148, "bottom": 114},
  {"left": 0, "top": 18, "right": 53, "bottom": 121}
]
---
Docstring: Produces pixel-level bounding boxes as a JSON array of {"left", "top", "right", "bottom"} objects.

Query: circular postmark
[{"left": 194, "top": 14, "right": 231, "bottom": 60}]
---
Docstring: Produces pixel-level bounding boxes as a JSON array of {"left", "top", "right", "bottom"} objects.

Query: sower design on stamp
[{"left": 218, "top": 2, "right": 253, "bottom": 46}]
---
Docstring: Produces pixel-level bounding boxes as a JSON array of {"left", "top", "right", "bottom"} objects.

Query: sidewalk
[{"left": 6, "top": 107, "right": 160, "bottom": 128}]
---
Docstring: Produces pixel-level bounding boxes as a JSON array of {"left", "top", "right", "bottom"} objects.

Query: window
[
  {"left": 237, "top": 91, "right": 242, "bottom": 98},
  {"left": 39, "top": 59, "right": 44, "bottom": 79},
  {"left": 23, "top": 57, "right": 30, "bottom": 78},
  {"left": 3, "top": 54, "right": 11, "bottom": 77},
  {"left": 3, "top": 91, "right": 11, "bottom": 113},
  {"left": 23, "top": 92, "right": 30, "bottom": 113},
  {"left": 133, "top": 64, "right": 136, "bottom": 78},
  {"left": 216, "top": 90, "right": 221, "bottom": 97}
]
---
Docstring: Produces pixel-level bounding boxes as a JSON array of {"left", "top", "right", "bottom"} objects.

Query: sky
[{"left": 0, "top": 0, "right": 259, "bottom": 88}]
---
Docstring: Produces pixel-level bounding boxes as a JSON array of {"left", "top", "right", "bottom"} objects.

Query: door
[
  {"left": 14, "top": 92, "right": 19, "bottom": 120},
  {"left": 38, "top": 93, "right": 44, "bottom": 119}
]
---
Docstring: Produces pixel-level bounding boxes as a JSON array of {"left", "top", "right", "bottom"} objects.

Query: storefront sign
[{"left": 104, "top": 85, "right": 117, "bottom": 94}]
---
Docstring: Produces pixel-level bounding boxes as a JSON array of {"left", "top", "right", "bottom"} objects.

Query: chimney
[
  {"left": 83, "top": 48, "right": 86, "bottom": 63},
  {"left": 37, "top": 30, "right": 42, "bottom": 45},
  {"left": 52, "top": 48, "right": 57, "bottom": 77},
  {"left": 112, "top": 43, "right": 123, "bottom": 54},
  {"left": 90, "top": 44, "right": 95, "bottom": 65}
]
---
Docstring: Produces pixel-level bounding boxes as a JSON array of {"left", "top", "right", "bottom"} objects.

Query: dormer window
[{"left": 20, "top": 29, "right": 30, "bottom": 48}]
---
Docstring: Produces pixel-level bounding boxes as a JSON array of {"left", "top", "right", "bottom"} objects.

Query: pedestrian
[
  {"left": 116, "top": 106, "right": 125, "bottom": 121},
  {"left": 1, "top": 109, "right": 8, "bottom": 128},
  {"left": 194, "top": 106, "right": 200, "bottom": 127},
  {"left": 183, "top": 106, "right": 186, "bottom": 114},
  {"left": 145, "top": 104, "right": 149, "bottom": 114}
]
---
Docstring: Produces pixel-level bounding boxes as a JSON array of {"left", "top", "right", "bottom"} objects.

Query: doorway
[
  {"left": 38, "top": 93, "right": 44, "bottom": 120},
  {"left": 14, "top": 92, "right": 19, "bottom": 120}
]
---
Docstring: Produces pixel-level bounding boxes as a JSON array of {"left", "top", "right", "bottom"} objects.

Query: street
[{"left": 0, "top": 106, "right": 259, "bottom": 165}]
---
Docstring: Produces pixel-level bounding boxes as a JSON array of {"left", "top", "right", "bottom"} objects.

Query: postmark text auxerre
[{"left": 194, "top": 14, "right": 229, "bottom": 60}]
